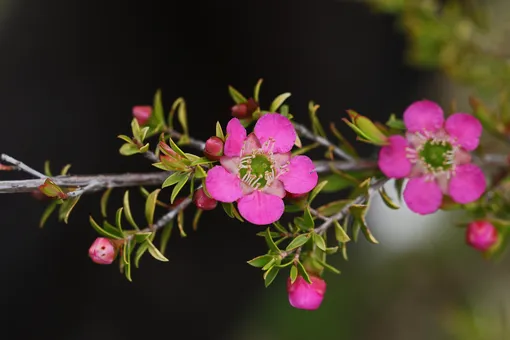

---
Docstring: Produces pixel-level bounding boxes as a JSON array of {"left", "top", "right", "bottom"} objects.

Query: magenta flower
[
  {"left": 132, "top": 106, "right": 152, "bottom": 125},
  {"left": 466, "top": 220, "right": 498, "bottom": 251},
  {"left": 287, "top": 275, "right": 326, "bottom": 310},
  {"left": 205, "top": 114, "right": 318, "bottom": 225},
  {"left": 88, "top": 237, "right": 117, "bottom": 265},
  {"left": 379, "top": 100, "right": 486, "bottom": 214}
]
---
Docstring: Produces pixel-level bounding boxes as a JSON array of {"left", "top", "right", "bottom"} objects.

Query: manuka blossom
[
  {"left": 205, "top": 113, "right": 318, "bottom": 225},
  {"left": 466, "top": 220, "right": 498, "bottom": 251},
  {"left": 379, "top": 100, "right": 486, "bottom": 214},
  {"left": 88, "top": 238, "right": 117, "bottom": 265},
  {"left": 287, "top": 275, "right": 326, "bottom": 310},
  {"left": 132, "top": 106, "right": 152, "bottom": 125}
]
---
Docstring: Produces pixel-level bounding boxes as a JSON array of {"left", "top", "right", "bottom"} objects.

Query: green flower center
[
  {"left": 419, "top": 140, "right": 453, "bottom": 171},
  {"left": 239, "top": 154, "right": 274, "bottom": 189}
]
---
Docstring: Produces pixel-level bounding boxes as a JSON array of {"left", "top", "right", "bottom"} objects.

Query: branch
[
  {"left": 313, "top": 177, "right": 389, "bottom": 235},
  {"left": 293, "top": 122, "right": 355, "bottom": 162},
  {"left": 313, "top": 159, "right": 377, "bottom": 172},
  {"left": 1, "top": 154, "right": 46, "bottom": 179},
  {"left": 167, "top": 129, "right": 206, "bottom": 151}
]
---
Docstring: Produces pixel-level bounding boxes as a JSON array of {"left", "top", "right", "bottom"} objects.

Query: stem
[
  {"left": 1, "top": 154, "right": 46, "bottom": 179},
  {"left": 313, "top": 177, "right": 389, "bottom": 235},
  {"left": 313, "top": 159, "right": 377, "bottom": 172},
  {"left": 168, "top": 129, "right": 206, "bottom": 151},
  {"left": 293, "top": 122, "right": 355, "bottom": 162}
]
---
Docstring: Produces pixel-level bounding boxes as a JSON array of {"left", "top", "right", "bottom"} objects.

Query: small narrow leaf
[
  {"left": 334, "top": 220, "right": 351, "bottom": 243},
  {"left": 228, "top": 85, "right": 247, "bottom": 104},
  {"left": 134, "top": 241, "right": 149, "bottom": 268},
  {"left": 39, "top": 201, "right": 58, "bottom": 228},
  {"left": 115, "top": 207, "right": 123, "bottom": 231},
  {"left": 103, "top": 221, "right": 124, "bottom": 239},
  {"left": 160, "top": 220, "right": 173, "bottom": 255},
  {"left": 134, "top": 232, "right": 152, "bottom": 243},
  {"left": 162, "top": 172, "right": 186, "bottom": 188},
  {"left": 247, "top": 254, "right": 275, "bottom": 268},
  {"left": 119, "top": 143, "right": 140, "bottom": 156},
  {"left": 290, "top": 265, "right": 298, "bottom": 283},
  {"left": 100, "top": 188, "right": 113, "bottom": 218},
  {"left": 60, "top": 164, "right": 72, "bottom": 176},
  {"left": 265, "top": 228, "right": 280, "bottom": 253},
  {"left": 296, "top": 261, "right": 312, "bottom": 284},
  {"left": 192, "top": 208, "right": 203, "bottom": 231},
  {"left": 262, "top": 258, "right": 277, "bottom": 271},
  {"left": 285, "top": 233, "right": 311, "bottom": 251},
  {"left": 379, "top": 186, "right": 400, "bottom": 209},
  {"left": 312, "top": 233, "right": 327, "bottom": 251},
  {"left": 313, "top": 257, "right": 341, "bottom": 274},
  {"left": 263, "top": 266, "right": 280, "bottom": 287},
  {"left": 253, "top": 78, "right": 263, "bottom": 102},
  {"left": 89, "top": 216, "right": 122, "bottom": 239},
  {"left": 153, "top": 89, "right": 165, "bottom": 126},
  {"left": 146, "top": 239, "right": 169, "bottom": 262},
  {"left": 215, "top": 121, "right": 225, "bottom": 140},
  {"left": 195, "top": 165, "right": 207, "bottom": 179},
  {"left": 170, "top": 174, "right": 190, "bottom": 204},
  {"left": 145, "top": 189, "right": 161, "bottom": 225},
  {"left": 123, "top": 191, "right": 139, "bottom": 230},
  {"left": 177, "top": 210, "right": 186, "bottom": 237},
  {"left": 309, "top": 180, "right": 328, "bottom": 204},
  {"left": 222, "top": 202, "right": 234, "bottom": 218},
  {"left": 44, "top": 160, "right": 52, "bottom": 177},
  {"left": 272, "top": 221, "right": 288, "bottom": 234},
  {"left": 58, "top": 196, "right": 81, "bottom": 224},
  {"left": 269, "top": 92, "right": 291, "bottom": 112},
  {"left": 168, "top": 137, "right": 188, "bottom": 158},
  {"left": 176, "top": 98, "right": 189, "bottom": 140},
  {"left": 303, "top": 207, "right": 315, "bottom": 229},
  {"left": 350, "top": 204, "right": 378, "bottom": 244}
]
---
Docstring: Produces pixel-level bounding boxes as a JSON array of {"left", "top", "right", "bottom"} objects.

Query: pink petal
[
  {"left": 454, "top": 149, "right": 472, "bottom": 165},
  {"left": 378, "top": 135, "right": 412, "bottom": 178},
  {"left": 262, "top": 179, "right": 286, "bottom": 198},
  {"left": 237, "top": 191, "right": 284, "bottom": 225},
  {"left": 254, "top": 113, "right": 296, "bottom": 153},
  {"left": 224, "top": 118, "right": 247, "bottom": 157},
  {"left": 273, "top": 152, "right": 291, "bottom": 168},
  {"left": 448, "top": 164, "right": 486, "bottom": 204},
  {"left": 445, "top": 113, "right": 482, "bottom": 151},
  {"left": 403, "top": 177, "right": 443, "bottom": 215},
  {"left": 220, "top": 156, "right": 240, "bottom": 175},
  {"left": 205, "top": 166, "right": 243, "bottom": 203},
  {"left": 403, "top": 100, "right": 444, "bottom": 133},
  {"left": 278, "top": 155, "right": 318, "bottom": 194},
  {"left": 241, "top": 133, "right": 261, "bottom": 155}
]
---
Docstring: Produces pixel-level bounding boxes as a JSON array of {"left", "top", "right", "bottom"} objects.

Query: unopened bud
[
  {"left": 231, "top": 98, "right": 258, "bottom": 119},
  {"left": 193, "top": 188, "right": 217, "bottom": 211},
  {"left": 203, "top": 136, "right": 224, "bottom": 161},
  {"left": 466, "top": 220, "right": 498, "bottom": 251},
  {"left": 88, "top": 237, "right": 117, "bottom": 265},
  {"left": 287, "top": 275, "right": 326, "bottom": 310},
  {"left": 133, "top": 106, "right": 152, "bottom": 125}
]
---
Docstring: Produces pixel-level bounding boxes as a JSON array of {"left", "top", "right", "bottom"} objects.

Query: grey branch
[
  {"left": 293, "top": 122, "right": 355, "bottom": 162},
  {"left": 168, "top": 129, "right": 206, "bottom": 151},
  {"left": 1, "top": 154, "right": 46, "bottom": 179},
  {"left": 154, "top": 197, "right": 192, "bottom": 229},
  {"left": 313, "top": 177, "right": 389, "bottom": 235}
]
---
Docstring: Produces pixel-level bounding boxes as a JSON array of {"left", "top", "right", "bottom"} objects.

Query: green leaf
[
  {"left": 317, "top": 199, "right": 350, "bottom": 217},
  {"left": 228, "top": 85, "right": 247, "bottom": 104},
  {"left": 303, "top": 207, "right": 315, "bottom": 229},
  {"left": 119, "top": 143, "right": 139, "bottom": 156},
  {"left": 292, "top": 142, "right": 319, "bottom": 156},
  {"left": 308, "top": 180, "right": 328, "bottom": 204},
  {"left": 334, "top": 220, "right": 351, "bottom": 243},
  {"left": 263, "top": 266, "right": 280, "bottom": 287},
  {"left": 123, "top": 240, "right": 135, "bottom": 282},
  {"left": 177, "top": 210, "right": 186, "bottom": 237},
  {"left": 264, "top": 228, "right": 280, "bottom": 253},
  {"left": 192, "top": 208, "right": 203, "bottom": 231},
  {"left": 58, "top": 196, "right": 81, "bottom": 224},
  {"left": 386, "top": 113, "right": 406, "bottom": 130},
  {"left": 189, "top": 157, "right": 214, "bottom": 167},
  {"left": 222, "top": 202, "right": 234, "bottom": 218},
  {"left": 195, "top": 165, "right": 207, "bottom": 179},
  {"left": 170, "top": 173, "right": 190, "bottom": 204},
  {"left": 285, "top": 233, "right": 311, "bottom": 251},
  {"left": 269, "top": 92, "right": 291, "bottom": 112},
  {"left": 296, "top": 260, "right": 312, "bottom": 284},
  {"left": 44, "top": 160, "right": 53, "bottom": 177},
  {"left": 146, "top": 239, "right": 169, "bottom": 262},
  {"left": 123, "top": 191, "right": 139, "bottom": 230},
  {"left": 349, "top": 204, "right": 378, "bottom": 244},
  {"left": 379, "top": 186, "right": 400, "bottom": 209},
  {"left": 100, "top": 188, "right": 113, "bottom": 218},
  {"left": 131, "top": 118, "right": 142, "bottom": 141},
  {"left": 138, "top": 143, "right": 150, "bottom": 153},
  {"left": 115, "top": 207, "right": 124, "bottom": 231},
  {"left": 290, "top": 265, "right": 298, "bottom": 284},
  {"left": 39, "top": 201, "right": 58, "bottom": 228},
  {"left": 134, "top": 241, "right": 149, "bottom": 268},
  {"left": 162, "top": 172, "right": 186, "bottom": 188},
  {"left": 313, "top": 257, "right": 341, "bottom": 274},
  {"left": 145, "top": 189, "right": 161, "bottom": 225},
  {"left": 312, "top": 233, "right": 327, "bottom": 251},
  {"left": 394, "top": 178, "right": 405, "bottom": 203},
  {"left": 294, "top": 216, "right": 312, "bottom": 231},
  {"left": 247, "top": 254, "right": 275, "bottom": 268},
  {"left": 230, "top": 204, "right": 244, "bottom": 222},
  {"left": 168, "top": 137, "right": 188, "bottom": 159},
  {"left": 262, "top": 258, "right": 277, "bottom": 271},
  {"left": 153, "top": 89, "right": 165, "bottom": 127},
  {"left": 319, "top": 173, "right": 357, "bottom": 193},
  {"left": 60, "top": 164, "right": 72, "bottom": 176},
  {"left": 103, "top": 221, "right": 124, "bottom": 239},
  {"left": 117, "top": 134, "right": 133, "bottom": 144},
  {"left": 160, "top": 220, "right": 173, "bottom": 255},
  {"left": 341, "top": 242, "right": 348, "bottom": 261},
  {"left": 253, "top": 78, "right": 263, "bottom": 102},
  {"left": 89, "top": 215, "right": 122, "bottom": 239},
  {"left": 272, "top": 221, "right": 288, "bottom": 234},
  {"left": 215, "top": 121, "right": 225, "bottom": 140},
  {"left": 134, "top": 232, "right": 152, "bottom": 243},
  {"left": 176, "top": 98, "right": 189, "bottom": 140}
]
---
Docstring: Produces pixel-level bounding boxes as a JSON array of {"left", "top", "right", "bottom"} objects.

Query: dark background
[{"left": 0, "top": 1, "right": 421, "bottom": 339}]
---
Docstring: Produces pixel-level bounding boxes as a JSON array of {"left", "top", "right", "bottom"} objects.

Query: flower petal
[
  {"left": 224, "top": 118, "right": 247, "bottom": 157},
  {"left": 254, "top": 113, "right": 296, "bottom": 153},
  {"left": 220, "top": 156, "right": 240, "bottom": 175},
  {"left": 262, "top": 179, "right": 286, "bottom": 198},
  {"left": 378, "top": 135, "right": 412, "bottom": 178},
  {"left": 205, "top": 166, "right": 243, "bottom": 203},
  {"left": 278, "top": 155, "right": 318, "bottom": 194},
  {"left": 449, "top": 164, "right": 486, "bottom": 204},
  {"left": 237, "top": 191, "right": 284, "bottom": 225},
  {"left": 403, "top": 100, "right": 444, "bottom": 133},
  {"left": 241, "top": 133, "right": 261, "bottom": 155},
  {"left": 445, "top": 113, "right": 482, "bottom": 151},
  {"left": 403, "top": 177, "right": 443, "bottom": 215}
]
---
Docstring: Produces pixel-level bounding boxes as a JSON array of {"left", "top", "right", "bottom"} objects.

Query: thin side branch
[
  {"left": 1, "top": 154, "right": 46, "bottom": 179},
  {"left": 168, "top": 129, "right": 206, "bottom": 151}
]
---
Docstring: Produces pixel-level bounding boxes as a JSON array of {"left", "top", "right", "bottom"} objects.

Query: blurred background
[{"left": 0, "top": 0, "right": 509, "bottom": 339}]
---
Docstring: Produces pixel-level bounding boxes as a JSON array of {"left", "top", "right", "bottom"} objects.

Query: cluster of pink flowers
[
  {"left": 205, "top": 113, "right": 318, "bottom": 225},
  {"left": 379, "top": 100, "right": 486, "bottom": 214}
]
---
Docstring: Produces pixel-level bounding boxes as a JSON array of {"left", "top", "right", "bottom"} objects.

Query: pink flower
[
  {"left": 466, "top": 220, "right": 498, "bottom": 251},
  {"left": 287, "top": 275, "right": 326, "bottom": 310},
  {"left": 132, "top": 106, "right": 152, "bottom": 125},
  {"left": 88, "top": 237, "right": 117, "bottom": 265},
  {"left": 379, "top": 100, "right": 486, "bottom": 214},
  {"left": 205, "top": 114, "right": 318, "bottom": 225}
]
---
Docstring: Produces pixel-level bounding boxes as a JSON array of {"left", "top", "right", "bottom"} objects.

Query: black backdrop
[{"left": 0, "top": 1, "right": 421, "bottom": 339}]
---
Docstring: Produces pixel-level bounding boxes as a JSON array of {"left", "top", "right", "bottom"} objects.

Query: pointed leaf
[
  {"left": 296, "top": 260, "right": 312, "bottom": 284},
  {"left": 58, "top": 196, "right": 81, "bottom": 224},
  {"left": 160, "top": 220, "right": 173, "bottom": 255},
  {"left": 115, "top": 207, "right": 123, "bottom": 231},
  {"left": 100, "top": 188, "right": 113, "bottom": 218},
  {"left": 119, "top": 143, "right": 139, "bottom": 156},
  {"left": 379, "top": 186, "right": 400, "bottom": 209},
  {"left": 215, "top": 121, "right": 225, "bottom": 140},
  {"left": 313, "top": 257, "right": 341, "bottom": 274},
  {"left": 312, "top": 233, "right": 327, "bottom": 251},
  {"left": 134, "top": 241, "right": 149, "bottom": 268},
  {"left": 89, "top": 215, "right": 122, "bottom": 239},
  {"left": 123, "top": 191, "right": 139, "bottom": 230},
  {"left": 145, "top": 189, "right": 161, "bottom": 225},
  {"left": 290, "top": 265, "right": 298, "bottom": 283},
  {"left": 192, "top": 208, "right": 203, "bottom": 231},
  {"left": 44, "top": 160, "right": 52, "bottom": 177},
  {"left": 269, "top": 92, "right": 291, "bottom": 112},
  {"left": 308, "top": 180, "right": 328, "bottom": 204},
  {"left": 349, "top": 204, "right": 378, "bottom": 244},
  {"left": 253, "top": 78, "right": 263, "bottom": 102},
  {"left": 170, "top": 173, "right": 189, "bottom": 204},
  {"left": 247, "top": 254, "right": 275, "bottom": 268},
  {"left": 265, "top": 228, "right": 280, "bottom": 253},
  {"left": 147, "top": 239, "right": 169, "bottom": 262},
  {"left": 153, "top": 89, "right": 165, "bottom": 126},
  {"left": 228, "top": 85, "right": 247, "bottom": 104},
  {"left": 162, "top": 172, "right": 186, "bottom": 188},
  {"left": 334, "top": 220, "right": 351, "bottom": 243},
  {"left": 39, "top": 201, "right": 58, "bottom": 228},
  {"left": 285, "top": 233, "right": 311, "bottom": 251},
  {"left": 263, "top": 266, "right": 280, "bottom": 287}
]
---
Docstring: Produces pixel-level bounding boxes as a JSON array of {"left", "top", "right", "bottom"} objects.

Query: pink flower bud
[
  {"left": 132, "top": 106, "right": 152, "bottom": 125},
  {"left": 88, "top": 238, "right": 117, "bottom": 265},
  {"left": 193, "top": 188, "right": 217, "bottom": 211},
  {"left": 466, "top": 220, "right": 498, "bottom": 251},
  {"left": 231, "top": 98, "right": 258, "bottom": 119},
  {"left": 203, "top": 136, "right": 224, "bottom": 161},
  {"left": 287, "top": 275, "right": 326, "bottom": 310}
]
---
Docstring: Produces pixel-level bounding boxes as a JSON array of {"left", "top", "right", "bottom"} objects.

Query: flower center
[
  {"left": 418, "top": 139, "right": 454, "bottom": 172},
  {"left": 239, "top": 154, "right": 274, "bottom": 189}
]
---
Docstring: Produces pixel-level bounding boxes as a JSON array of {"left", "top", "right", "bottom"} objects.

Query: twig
[
  {"left": 313, "top": 177, "right": 389, "bottom": 235},
  {"left": 143, "top": 151, "right": 159, "bottom": 163},
  {"left": 293, "top": 122, "right": 355, "bottom": 162},
  {"left": 66, "top": 180, "right": 103, "bottom": 198},
  {"left": 168, "top": 129, "right": 206, "bottom": 151},
  {"left": 313, "top": 160, "right": 377, "bottom": 173},
  {"left": 1, "top": 154, "right": 46, "bottom": 179},
  {"left": 153, "top": 197, "right": 193, "bottom": 229}
]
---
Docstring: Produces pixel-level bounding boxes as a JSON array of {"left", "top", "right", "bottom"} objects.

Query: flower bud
[
  {"left": 193, "top": 188, "right": 217, "bottom": 211},
  {"left": 133, "top": 106, "right": 152, "bottom": 125},
  {"left": 287, "top": 275, "right": 326, "bottom": 310},
  {"left": 231, "top": 98, "right": 258, "bottom": 119},
  {"left": 88, "top": 237, "right": 117, "bottom": 265},
  {"left": 203, "top": 136, "right": 224, "bottom": 161},
  {"left": 466, "top": 220, "right": 498, "bottom": 251}
]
